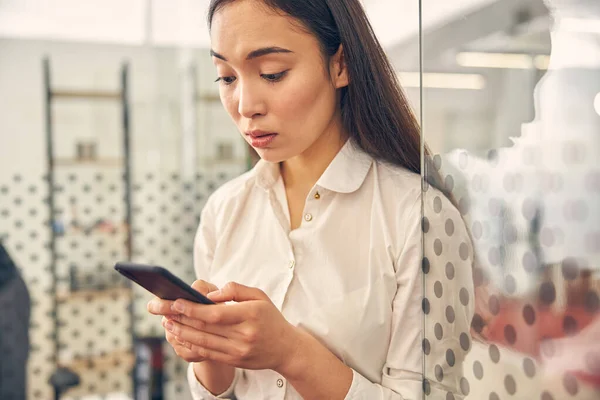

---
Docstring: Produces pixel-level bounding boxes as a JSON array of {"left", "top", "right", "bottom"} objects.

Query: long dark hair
[{"left": 207, "top": 0, "right": 448, "bottom": 198}]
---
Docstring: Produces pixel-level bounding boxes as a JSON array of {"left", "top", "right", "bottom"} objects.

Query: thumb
[
  {"left": 207, "top": 282, "right": 268, "bottom": 303},
  {"left": 191, "top": 279, "right": 218, "bottom": 296}
]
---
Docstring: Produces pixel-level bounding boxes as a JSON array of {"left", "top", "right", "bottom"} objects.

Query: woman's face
[{"left": 210, "top": 0, "right": 348, "bottom": 163}]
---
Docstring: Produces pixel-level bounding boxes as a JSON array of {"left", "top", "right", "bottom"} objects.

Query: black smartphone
[{"left": 114, "top": 262, "right": 215, "bottom": 305}]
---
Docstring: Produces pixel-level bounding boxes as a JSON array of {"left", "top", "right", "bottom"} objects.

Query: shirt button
[
  {"left": 304, "top": 213, "right": 313, "bottom": 222},
  {"left": 277, "top": 378, "right": 284, "bottom": 388},
  {"left": 314, "top": 191, "right": 321, "bottom": 199},
  {"left": 288, "top": 260, "right": 295, "bottom": 269}
]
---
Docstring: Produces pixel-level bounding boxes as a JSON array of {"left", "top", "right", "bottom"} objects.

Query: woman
[{"left": 149, "top": 0, "right": 474, "bottom": 398}]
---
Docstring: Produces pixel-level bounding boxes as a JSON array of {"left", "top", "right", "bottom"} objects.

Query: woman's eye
[
  {"left": 215, "top": 71, "right": 288, "bottom": 85},
  {"left": 215, "top": 76, "right": 236, "bottom": 85},
  {"left": 261, "top": 71, "right": 288, "bottom": 82}
]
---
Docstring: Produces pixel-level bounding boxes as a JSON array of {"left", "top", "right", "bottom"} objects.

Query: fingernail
[
  {"left": 207, "top": 290, "right": 220, "bottom": 298},
  {"left": 172, "top": 301, "right": 184, "bottom": 313},
  {"left": 165, "top": 320, "right": 173, "bottom": 331},
  {"left": 147, "top": 300, "right": 156, "bottom": 312}
]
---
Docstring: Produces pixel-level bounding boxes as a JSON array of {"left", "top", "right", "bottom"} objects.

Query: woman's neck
[{"left": 280, "top": 125, "right": 348, "bottom": 192}]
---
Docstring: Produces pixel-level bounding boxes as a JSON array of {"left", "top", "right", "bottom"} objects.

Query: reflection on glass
[{"left": 427, "top": 0, "right": 600, "bottom": 398}]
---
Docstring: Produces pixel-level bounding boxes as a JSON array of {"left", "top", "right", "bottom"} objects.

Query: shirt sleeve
[
  {"left": 344, "top": 192, "right": 475, "bottom": 400},
  {"left": 187, "top": 193, "right": 243, "bottom": 399},
  {"left": 187, "top": 363, "right": 241, "bottom": 400}
]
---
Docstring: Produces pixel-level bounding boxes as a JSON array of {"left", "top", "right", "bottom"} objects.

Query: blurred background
[{"left": 0, "top": 0, "right": 598, "bottom": 399}]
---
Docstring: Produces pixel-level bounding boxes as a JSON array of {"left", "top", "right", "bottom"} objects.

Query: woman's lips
[{"left": 248, "top": 133, "right": 277, "bottom": 148}]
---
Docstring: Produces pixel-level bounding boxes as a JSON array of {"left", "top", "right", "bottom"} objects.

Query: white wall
[{"left": 0, "top": 38, "right": 244, "bottom": 183}]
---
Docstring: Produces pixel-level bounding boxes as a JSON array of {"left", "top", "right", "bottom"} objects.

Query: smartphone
[{"left": 114, "top": 262, "right": 215, "bottom": 305}]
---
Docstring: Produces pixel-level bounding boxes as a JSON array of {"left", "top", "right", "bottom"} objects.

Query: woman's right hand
[
  {"left": 147, "top": 279, "right": 219, "bottom": 362},
  {"left": 148, "top": 280, "right": 236, "bottom": 395}
]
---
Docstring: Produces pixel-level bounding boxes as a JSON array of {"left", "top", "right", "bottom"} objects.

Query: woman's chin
[{"left": 255, "top": 148, "right": 288, "bottom": 164}]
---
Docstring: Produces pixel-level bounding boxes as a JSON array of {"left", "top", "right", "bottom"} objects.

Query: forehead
[{"left": 210, "top": 0, "right": 317, "bottom": 60}]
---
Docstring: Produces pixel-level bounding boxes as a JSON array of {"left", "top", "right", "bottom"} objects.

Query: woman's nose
[{"left": 237, "top": 81, "right": 267, "bottom": 118}]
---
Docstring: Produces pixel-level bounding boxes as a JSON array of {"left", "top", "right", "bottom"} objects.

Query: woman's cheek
[
  {"left": 280, "top": 78, "right": 327, "bottom": 119},
  {"left": 221, "top": 92, "right": 238, "bottom": 118}
]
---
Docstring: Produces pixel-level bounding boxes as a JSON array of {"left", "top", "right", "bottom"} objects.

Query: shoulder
[
  {"left": 207, "top": 169, "right": 255, "bottom": 203},
  {"left": 371, "top": 160, "right": 422, "bottom": 222},
  {"left": 375, "top": 161, "right": 422, "bottom": 199},
  {"left": 372, "top": 159, "right": 465, "bottom": 233},
  {"left": 376, "top": 161, "right": 422, "bottom": 188},
  {"left": 202, "top": 168, "right": 257, "bottom": 218}
]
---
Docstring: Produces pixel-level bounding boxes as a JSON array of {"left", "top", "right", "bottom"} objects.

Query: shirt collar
[{"left": 253, "top": 139, "right": 373, "bottom": 194}]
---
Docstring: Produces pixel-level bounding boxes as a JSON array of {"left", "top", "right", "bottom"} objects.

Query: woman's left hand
[{"left": 160, "top": 282, "right": 303, "bottom": 374}]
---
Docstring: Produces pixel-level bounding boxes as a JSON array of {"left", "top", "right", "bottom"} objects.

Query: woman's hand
[
  {"left": 147, "top": 280, "right": 221, "bottom": 363},
  {"left": 150, "top": 281, "right": 302, "bottom": 374}
]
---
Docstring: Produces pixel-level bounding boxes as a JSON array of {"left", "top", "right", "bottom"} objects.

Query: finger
[
  {"left": 166, "top": 314, "right": 233, "bottom": 337},
  {"left": 191, "top": 280, "right": 219, "bottom": 296},
  {"left": 207, "top": 282, "right": 269, "bottom": 303},
  {"left": 165, "top": 331, "right": 203, "bottom": 360},
  {"left": 164, "top": 319, "right": 239, "bottom": 355},
  {"left": 172, "top": 299, "right": 247, "bottom": 325},
  {"left": 190, "top": 346, "right": 234, "bottom": 365},
  {"left": 165, "top": 330, "right": 233, "bottom": 365},
  {"left": 165, "top": 328, "right": 190, "bottom": 348},
  {"left": 148, "top": 297, "right": 178, "bottom": 316}
]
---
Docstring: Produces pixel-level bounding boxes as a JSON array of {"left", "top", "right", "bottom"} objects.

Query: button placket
[{"left": 302, "top": 188, "right": 322, "bottom": 224}]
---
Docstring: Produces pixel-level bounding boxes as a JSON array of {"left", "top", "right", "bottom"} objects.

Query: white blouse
[{"left": 187, "top": 139, "right": 475, "bottom": 399}]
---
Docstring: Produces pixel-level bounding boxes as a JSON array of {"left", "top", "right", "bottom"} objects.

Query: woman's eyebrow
[{"left": 210, "top": 46, "right": 294, "bottom": 62}]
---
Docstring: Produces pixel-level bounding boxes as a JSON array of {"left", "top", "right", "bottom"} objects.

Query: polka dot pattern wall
[{"left": 0, "top": 168, "right": 243, "bottom": 400}]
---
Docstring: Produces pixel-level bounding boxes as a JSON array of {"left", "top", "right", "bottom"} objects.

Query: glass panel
[{"left": 421, "top": 0, "right": 600, "bottom": 398}]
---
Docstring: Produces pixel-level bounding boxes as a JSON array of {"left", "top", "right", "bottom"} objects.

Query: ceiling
[
  {"left": 388, "top": 0, "right": 551, "bottom": 70},
  {"left": 0, "top": 0, "right": 504, "bottom": 49}
]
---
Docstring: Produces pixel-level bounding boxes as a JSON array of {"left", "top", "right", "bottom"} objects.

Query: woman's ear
[{"left": 331, "top": 44, "right": 349, "bottom": 89}]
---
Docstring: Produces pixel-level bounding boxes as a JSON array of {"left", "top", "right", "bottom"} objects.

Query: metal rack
[{"left": 43, "top": 57, "right": 137, "bottom": 398}]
